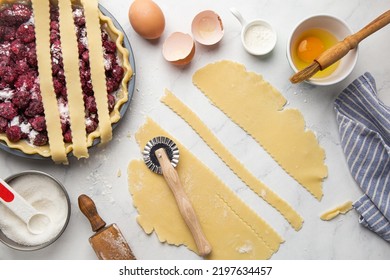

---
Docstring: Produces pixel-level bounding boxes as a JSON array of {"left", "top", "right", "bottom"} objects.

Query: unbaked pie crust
[{"left": 0, "top": 0, "right": 133, "bottom": 163}]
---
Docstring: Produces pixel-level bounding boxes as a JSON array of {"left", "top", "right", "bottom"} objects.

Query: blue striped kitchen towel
[{"left": 334, "top": 72, "right": 390, "bottom": 242}]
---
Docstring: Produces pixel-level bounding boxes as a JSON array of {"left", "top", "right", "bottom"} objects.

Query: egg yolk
[{"left": 297, "top": 36, "right": 325, "bottom": 63}]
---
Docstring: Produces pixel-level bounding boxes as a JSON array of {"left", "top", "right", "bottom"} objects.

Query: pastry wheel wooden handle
[
  {"left": 317, "top": 9, "right": 390, "bottom": 69},
  {"left": 155, "top": 148, "right": 212, "bottom": 257}
]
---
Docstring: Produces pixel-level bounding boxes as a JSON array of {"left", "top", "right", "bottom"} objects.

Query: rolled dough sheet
[
  {"left": 128, "top": 118, "right": 283, "bottom": 259},
  {"left": 193, "top": 60, "right": 328, "bottom": 200},
  {"left": 161, "top": 89, "right": 303, "bottom": 231}
]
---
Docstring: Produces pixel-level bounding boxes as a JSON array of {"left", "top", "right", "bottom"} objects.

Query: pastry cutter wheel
[{"left": 143, "top": 136, "right": 212, "bottom": 256}]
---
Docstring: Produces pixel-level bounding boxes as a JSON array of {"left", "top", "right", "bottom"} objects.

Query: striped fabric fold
[{"left": 334, "top": 72, "right": 390, "bottom": 242}]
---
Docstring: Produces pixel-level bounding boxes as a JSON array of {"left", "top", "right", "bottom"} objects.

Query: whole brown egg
[{"left": 128, "top": 0, "right": 165, "bottom": 40}]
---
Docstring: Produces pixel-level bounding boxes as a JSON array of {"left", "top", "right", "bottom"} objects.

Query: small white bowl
[
  {"left": 242, "top": 20, "right": 277, "bottom": 56},
  {"left": 287, "top": 15, "right": 358, "bottom": 86},
  {"left": 230, "top": 8, "right": 276, "bottom": 56}
]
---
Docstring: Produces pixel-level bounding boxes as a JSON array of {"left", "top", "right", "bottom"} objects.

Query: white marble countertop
[{"left": 1, "top": 0, "right": 389, "bottom": 260}]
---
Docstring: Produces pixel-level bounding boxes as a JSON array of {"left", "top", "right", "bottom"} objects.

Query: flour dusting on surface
[{"left": 237, "top": 241, "right": 253, "bottom": 254}]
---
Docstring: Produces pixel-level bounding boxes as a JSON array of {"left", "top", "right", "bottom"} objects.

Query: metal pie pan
[{"left": 0, "top": 4, "right": 136, "bottom": 160}]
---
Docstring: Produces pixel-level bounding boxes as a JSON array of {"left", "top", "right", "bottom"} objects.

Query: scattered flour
[
  {"left": 0, "top": 88, "right": 14, "bottom": 101},
  {"left": 237, "top": 241, "right": 253, "bottom": 254}
]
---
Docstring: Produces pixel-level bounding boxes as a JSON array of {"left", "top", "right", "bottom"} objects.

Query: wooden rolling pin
[{"left": 78, "top": 194, "right": 136, "bottom": 260}]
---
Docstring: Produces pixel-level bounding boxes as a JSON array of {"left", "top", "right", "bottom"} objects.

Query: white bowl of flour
[
  {"left": 230, "top": 7, "right": 277, "bottom": 56},
  {"left": 0, "top": 170, "right": 70, "bottom": 251}
]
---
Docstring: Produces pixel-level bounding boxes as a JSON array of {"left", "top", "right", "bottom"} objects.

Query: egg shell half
[
  {"left": 191, "top": 10, "right": 224, "bottom": 45},
  {"left": 129, "top": 0, "right": 165, "bottom": 40},
  {"left": 162, "top": 32, "right": 195, "bottom": 66}
]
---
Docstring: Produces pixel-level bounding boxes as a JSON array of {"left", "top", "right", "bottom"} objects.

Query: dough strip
[
  {"left": 31, "top": 0, "right": 68, "bottom": 164},
  {"left": 58, "top": 0, "right": 89, "bottom": 158},
  {"left": 81, "top": 0, "right": 112, "bottom": 143}
]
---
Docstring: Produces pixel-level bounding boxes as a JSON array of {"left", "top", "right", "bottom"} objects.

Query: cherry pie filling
[{"left": 0, "top": 3, "right": 124, "bottom": 147}]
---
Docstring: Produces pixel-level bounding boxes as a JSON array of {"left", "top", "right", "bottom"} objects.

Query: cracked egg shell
[
  {"left": 162, "top": 32, "right": 195, "bottom": 66},
  {"left": 191, "top": 10, "right": 224, "bottom": 45}
]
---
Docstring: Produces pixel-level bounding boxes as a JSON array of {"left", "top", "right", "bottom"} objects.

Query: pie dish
[{"left": 0, "top": 0, "right": 134, "bottom": 163}]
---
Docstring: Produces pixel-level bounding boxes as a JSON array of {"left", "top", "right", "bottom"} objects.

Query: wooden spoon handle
[
  {"left": 317, "top": 10, "right": 390, "bottom": 69},
  {"left": 155, "top": 148, "right": 212, "bottom": 257},
  {"left": 78, "top": 194, "right": 106, "bottom": 233}
]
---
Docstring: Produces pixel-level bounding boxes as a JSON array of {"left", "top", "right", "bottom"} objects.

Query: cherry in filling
[{"left": 0, "top": 3, "right": 124, "bottom": 146}]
